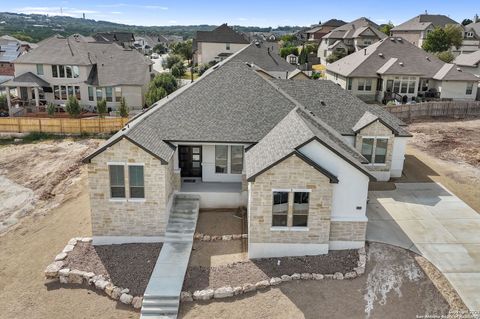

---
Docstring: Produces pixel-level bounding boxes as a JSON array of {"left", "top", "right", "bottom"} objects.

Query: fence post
[
  {"left": 38, "top": 119, "right": 42, "bottom": 132},
  {"left": 79, "top": 119, "right": 82, "bottom": 134},
  {"left": 17, "top": 118, "right": 21, "bottom": 133}
]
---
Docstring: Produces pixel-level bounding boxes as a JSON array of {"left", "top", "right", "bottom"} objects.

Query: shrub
[
  {"left": 162, "top": 54, "right": 183, "bottom": 69},
  {"left": 149, "top": 73, "right": 178, "bottom": 94},
  {"left": 326, "top": 51, "right": 347, "bottom": 63},
  {"left": 171, "top": 62, "right": 186, "bottom": 77},
  {"left": 97, "top": 99, "right": 107, "bottom": 118},
  {"left": 280, "top": 46, "right": 299, "bottom": 58},
  {"left": 436, "top": 51, "right": 455, "bottom": 63},
  {"left": 145, "top": 86, "right": 167, "bottom": 107},
  {"left": 311, "top": 72, "right": 321, "bottom": 79},
  {"left": 119, "top": 97, "right": 129, "bottom": 118},
  {"left": 65, "top": 96, "right": 80, "bottom": 118},
  {"left": 197, "top": 64, "right": 210, "bottom": 76},
  {"left": 47, "top": 103, "right": 55, "bottom": 117}
]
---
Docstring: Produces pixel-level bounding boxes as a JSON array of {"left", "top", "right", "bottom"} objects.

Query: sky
[{"left": 2, "top": 0, "right": 477, "bottom": 27}]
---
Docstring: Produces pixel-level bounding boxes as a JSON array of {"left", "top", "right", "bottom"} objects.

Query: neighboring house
[
  {"left": 93, "top": 32, "right": 136, "bottom": 48},
  {"left": 1, "top": 34, "right": 153, "bottom": 112},
  {"left": 134, "top": 34, "right": 169, "bottom": 54},
  {"left": 83, "top": 44, "right": 411, "bottom": 258},
  {"left": 326, "top": 37, "right": 479, "bottom": 103},
  {"left": 459, "top": 22, "right": 480, "bottom": 55},
  {"left": 305, "top": 19, "right": 347, "bottom": 43},
  {"left": 454, "top": 49, "right": 480, "bottom": 77},
  {"left": 390, "top": 14, "right": 459, "bottom": 48},
  {"left": 193, "top": 24, "right": 250, "bottom": 65},
  {"left": 317, "top": 17, "right": 386, "bottom": 64},
  {"left": 0, "top": 38, "right": 22, "bottom": 76}
]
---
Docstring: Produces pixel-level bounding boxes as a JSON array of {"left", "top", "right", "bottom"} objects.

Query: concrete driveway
[{"left": 367, "top": 182, "right": 480, "bottom": 312}]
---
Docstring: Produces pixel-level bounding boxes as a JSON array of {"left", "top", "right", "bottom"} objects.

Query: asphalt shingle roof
[
  {"left": 392, "top": 14, "right": 458, "bottom": 32},
  {"left": 323, "top": 17, "right": 385, "bottom": 40},
  {"left": 230, "top": 42, "right": 297, "bottom": 73},
  {"left": 3, "top": 72, "right": 50, "bottom": 87},
  {"left": 195, "top": 24, "right": 249, "bottom": 44},
  {"left": 454, "top": 49, "right": 480, "bottom": 67},
  {"left": 432, "top": 63, "right": 479, "bottom": 81}
]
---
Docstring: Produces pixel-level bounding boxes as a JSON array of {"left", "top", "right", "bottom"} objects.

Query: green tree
[
  {"left": 436, "top": 51, "right": 455, "bottom": 63},
  {"left": 298, "top": 45, "right": 308, "bottom": 65},
  {"left": 97, "top": 99, "right": 107, "bottom": 118},
  {"left": 444, "top": 24, "right": 463, "bottom": 49},
  {"left": 171, "top": 62, "right": 186, "bottom": 77},
  {"left": 280, "top": 46, "right": 299, "bottom": 58},
  {"left": 162, "top": 54, "right": 183, "bottom": 69},
  {"left": 280, "top": 34, "right": 296, "bottom": 43},
  {"left": 170, "top": 40, "right": 193, "bottom": 62},
  {"left": 153, "top": 43, "right": 167, "bottom": 54},
  {"left": 11, "top": 32, "right": 33, "bottom": 42},
  {"left": 326, "top": 51, "right": 347, "bottom": 63},
  {"left": 379, "top": 21, "right": 395, "bottom": 35},
  {"left": 462, "top": 18, "right": 473, "bottom": 26},
  {"left": 422, "top": 27, "right": 450, "bottom": 52},
  {"left": 47, "top": 103, "right": 55, "bottom": 117},
  {"left": 119, "top": 97, "right": 129, "bottom": 118},
  {"left": 65, "top": 96, "right": 80, "bottom": 118},
  {"left": 145, "top": 86, "right": 167, "bottom": 107}
]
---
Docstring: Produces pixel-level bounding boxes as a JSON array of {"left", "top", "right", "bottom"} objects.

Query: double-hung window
[
  {"left": 36, "top": 64, "right": 44, "bottom": 75},
  {"left": 115, "top": 87, "right": 122, "bottom": 102},
  {"left": 361, "top": 137, "right": 388, "bottom": 164},
  {"left": 272, "top": 191, "right": 289, "bottom": 227},
  {"left": 88, "top": 87, "right": 94, "bottom": 101},
  {"left": 361, "top": 138, "right": 374, "bottom": 162},
  {"left": 106, "top": 87, "right": 113, "bottom": 102},
  {"left": 128, "top": 165, "right": 145, "bottom": 199},
  {"left": 292, "top": 192, "right": 309, "bottom": 227},
  {"left": 52, "top": 65, "right": 58, "bottom": 78},
  {"left": 466, "top": 82, "right": 473, "bottom": 95},
  {"left": 272, "top": 190, "right": 310, "bottom": 228},
  {"left": 109, "top": 165, "right": 126, "bottom": 198},
  {"left": 215, "top": 145, "right": 244, "bottom": 174},
  {"left": 215, "top": 145, "right": 228, "bottom": 173},
  {"left": 230, "top": 145, "right": 244, "bottom": 174}
]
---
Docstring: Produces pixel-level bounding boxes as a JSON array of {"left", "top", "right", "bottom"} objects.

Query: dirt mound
[{"left": 0, "top": 139, "right": 101, "bottom": 233}]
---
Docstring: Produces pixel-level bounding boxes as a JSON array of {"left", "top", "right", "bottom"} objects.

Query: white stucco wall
[
  {"left": 196, "top": 42, "right": 248, "bottom": 65},
  {"left": 390, "top": 136, "right": 409, "bottom": 178},
  {"left": 299, "top": 140, "right": 370, "bottom": 221}
]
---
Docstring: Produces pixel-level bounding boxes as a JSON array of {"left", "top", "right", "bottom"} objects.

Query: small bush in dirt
[
  {"left": 119, "top": 97, "right": 129, "bottom": 118},
  {"left": 47, "top": 103, "right": 55, "bottom": 117},
  {"left": 23, "top": 132, "right": 56, "bottom": 142},
  {"left": 97, "top": 99, "right": 107, "bottom": 118},
  {"left": 65, "top": 96, "right": 81, "bottom": 118}
]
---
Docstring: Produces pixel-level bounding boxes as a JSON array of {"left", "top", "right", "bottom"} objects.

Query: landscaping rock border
[
  {"left": 44, "top": 237, "right": 142, "bottom": 310},
  {"left": 184, "top": 246, "right": 367, "bottom": 302},
  {"left": 194, "top": 233, "right": 248, "bottom": 241}
]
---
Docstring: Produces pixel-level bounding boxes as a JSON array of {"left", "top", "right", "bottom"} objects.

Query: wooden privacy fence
[
  {"left": 385, "top": 101, "right": 480, "bottom": 121},
  {"left": 0, "top": 117, "right": 129, "bottom": 134}
]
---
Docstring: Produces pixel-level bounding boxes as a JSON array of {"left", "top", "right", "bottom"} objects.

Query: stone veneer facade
[
  {"left": 87, "top": 138, "right": 173, "bottom": 237},
  {"left": 355, "top": 120, "right": 395, "bottom": 173},
  {"left": 329, "top": 221, "right": 367, "bottom": 242},
  {"left": 249, "top": 154, "right": 333, "bottom": 245}
]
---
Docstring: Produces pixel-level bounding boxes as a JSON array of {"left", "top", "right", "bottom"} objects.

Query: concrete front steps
[{"left": 140, "top": 194, "right": 200, "bottom": 319}]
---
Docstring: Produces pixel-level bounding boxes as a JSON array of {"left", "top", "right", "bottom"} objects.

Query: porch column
[
  {"left": 6, "top": 88, "right": 12, "bottom": 116},
  {"left": 34, "top": 87, "right": 40, "bottom": 107}
]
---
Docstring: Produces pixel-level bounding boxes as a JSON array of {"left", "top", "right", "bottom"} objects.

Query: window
[
  {"left": 96, "top": 88, "right": 103, "bottom": 101},
  {"left": 128, "top": 165, "right": 145, "bottom": 199},
  {"left": 374, "top": 138, "right": 388, "bottom": 164},
  {"left": 323, "top": 50, "right": 327, "bottom": 57},
  {"left": 67, "top": 86, "right": 74, "bottom": 98},
  {"left": 466, "top": 82, "right": 473, "bottom": 95},
  {"left": 230, "top": 145, "right": 244, "bottom": 174},
  {"left": 293, "top": 192, "right": 309, "bottom": 227},
  {"left": 115, "top": 87, "right": 122, "bottom": 102},
  {"left": 72, "top": 66, "right": 80, "bottom": 78},
  {"left": 215, "top": 145, "right": 228, "bottom": 173},
  {"left": 61, "top": 86, "right": 67, "bottom": 100},
  {"left": 226, "top": 43, "right": 230, "bottom": 50},
  {"left": 347, "top": 78, "right": 352, "bottom": 90},
  {"left": 358, "top": 80, "right": 365, "bottom": 91},
  {"left": 109, "top": 165, "right": 125, "bottom": 198},
  {"left": 364, "top": 40, "right": 372, "bottom": 46},
  {"left": 59, "top": 65, "right": 65, "bottom": 78},
  {"left": 466, "top": 32, "right": 474, "bottom": 38},
  {"left": 361, "top": 138, "right": 374, "bottom": 162},
  {"left": 36, "top": 64, "right": 44, "bottom": 75},
  {"left": 106, "top": 87, "right": 113, "bottom": 102},
  {"left": 54, "top": 85, "right": 60, "bottom": 100},
  {"left": 75, "top": 86, "right": 81, "bottom": 100},
  {"left": 88, "top": 87, "right": 94, "bottom": 101},
  {"left": 365, "top": 79, "right": 372, "bottom": 91},
  {"left": 272, "top": 192, "right": 289, "bottom": 227},
  {"left": 65, "top": 65, "right": 73, "bottom": 78},
  {"left": 408, "top": 77, "right": 416, "bottom": 94},
  {"left": 393, "top": 77, "right": 400, "bottom": 93},
  {"left": 52, "top": 65, "right": 58, "bottom": 78}
]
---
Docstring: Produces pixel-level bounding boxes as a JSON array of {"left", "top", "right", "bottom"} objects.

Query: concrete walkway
[
  {"left": 367, "top": 182, "right": 480, "bottom": 312},
  {"left": 141, "top": 194, "right": 200, "bottom": 319}
]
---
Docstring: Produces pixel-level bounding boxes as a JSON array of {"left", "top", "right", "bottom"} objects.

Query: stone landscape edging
[
  {"left": 194, "top": 233, "right": 248, "bottom": 241},
  {"left": 43, "top": 237, "right": 143, "bottom": 310},
  {"left": 181, "top": 246, "right": 367, "bottom": 302}
]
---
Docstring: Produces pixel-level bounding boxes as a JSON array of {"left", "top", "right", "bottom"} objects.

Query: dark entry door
[{"left": 179, "top": 146, "right": 202, "bottom": 177}]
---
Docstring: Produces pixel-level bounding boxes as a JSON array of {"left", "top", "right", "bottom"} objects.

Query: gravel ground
[
  {"left": 183, "top": 249, "right": 358, "bottom": 291},
  {"left": 196, "top": 210, "right": 243, "bottom": 235},
  {"left": 65, "top": 242, "right": 162, "bottom": 296}
]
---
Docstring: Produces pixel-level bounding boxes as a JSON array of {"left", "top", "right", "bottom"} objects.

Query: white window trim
[
  {"left": 107, "top": 161, "right": 126, "bottom": 165},
  {"left": 107, "top": 162, "right": 146, "bottom": 202},
  {"left": 127, "top": 163, "right": 145, "bottom": 201},
  {"left": 361, "top": 137, "right": 389, "bottom": 165},
  {"left": 127, "top": 163, "right": 145, "bottom": 166},
  {"left": 108, "top": 163, "right": 127, "bottom": 200},
  {"left": 270, "top": 227, "right": 309, "bottom": 232},
  {"left": 272, "top": 188, "right": 291, "bottom": 192},
  {"left": 292, "top": 189, "right": 312, "bottom": 193}
]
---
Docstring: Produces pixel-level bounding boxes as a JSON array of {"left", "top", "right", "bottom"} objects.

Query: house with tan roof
[
  {"left": 317, "top": 17, "right": 386, "bottom": 64},
  {"left": 83, "top": 44, "right": 411, "bottom": 266},
  {"left": 1, "top": 34, "right": 153, "bottom": 114},
  {"left": 193, "top": 24, "right": 250, "bottom": 65},
  {"left": 326, "top": 37, "right": 479, "bottom": 103}
]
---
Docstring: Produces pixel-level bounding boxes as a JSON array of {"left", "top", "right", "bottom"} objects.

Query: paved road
[{"left": 367, "top": 182, "right": 480, "bottom": 313}]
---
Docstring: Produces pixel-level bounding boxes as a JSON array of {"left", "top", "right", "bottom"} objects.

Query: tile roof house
[
  {"left": 1, "top": 34, "right": 153, "bottom": 114},
  {"left": 305, "top": 19, "right": 347, "bottom": 43},
  {"left": 317, "top": 17, "right": 387, "bottom": 64},
  {"left": 391, "top": 14, "right": 459, "bottom": 48},
  {"left": 193, "top": 23, "right": 250, "bottom": 65},
  {"left": 326, "top": 37, "right": 479, "bottom": 103},
  {"left": 83, "top": 44, "right": 411, "bottom": 261}
]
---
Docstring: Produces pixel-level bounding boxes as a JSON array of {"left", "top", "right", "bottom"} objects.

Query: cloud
[
  {"left": 14, "top": 6, "right": 98, "bottom": 17},
  {"left": 237, "top": 17, "right": 248, "bottom": 21},
  {"left": 111, "top": 11, "right": 123, "bottom": 15},
  {"left": 96, "top": 3, "right": 167, "bottom": 10}
]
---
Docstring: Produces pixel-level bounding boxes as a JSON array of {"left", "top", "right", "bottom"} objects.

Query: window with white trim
[
  {"left": 293, "top": 192, "right": 309, "bottom": 227},
  {"left": 357, "top": 79, "right": 372, "bottom": 91},
  {"left": 272, "top": 191, "right": 289, "bottom": 226},
  {"left": 215, "top": 145, "right": 228, "bottom": 173},
  {"left": 215, "top": 145, "right": 244, "bottom": 174},
  {"left": 466, "top": 82, "right": 473, "bottom": 95},
  {"left": 361, "top": 137, "right": 388, "bottom": 164},
  {"left": 109, "top": 165, "right": 125, "bottom": 198},
  {"left": 128, "top": 165, "right": 145, "bottom": 199},
  {"left": 230, "top": 145, "right": 244, "bottom": 174}
]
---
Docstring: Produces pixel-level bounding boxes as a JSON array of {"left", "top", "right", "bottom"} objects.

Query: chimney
[{"left": 364, "top": 49, "right": 367, "bottom": 55}]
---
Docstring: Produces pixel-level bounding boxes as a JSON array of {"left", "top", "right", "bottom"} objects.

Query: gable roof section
[
  {"left": 3, "top": 72, "right": 50, "bottom": 87},
  {"left": 454, "top": 50, "right": 480, "bottom": 67},
  {"left": 195, "top": 24, "right": 249, "bottom": 44},
  {"left": 433, "top": 63, "right": 479, "bottom": 81},
  {"left": 392, "top": 14, "right": 458, "bottom": 31},
  {"left": 324, "top": 17, "right": 384, "bottom": 40},
  {"left": 230, "top": 42, "right": 297, "bottom": 73}
]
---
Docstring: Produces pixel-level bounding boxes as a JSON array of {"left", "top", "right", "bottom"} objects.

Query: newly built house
[
  {"left": 84, "top": 45, "right": 410, "bottom": 259},
  {"left": 1, "top": 34, "right": 153, "bottom": 113},
  {"left": 317, "top": 17, "right": 386, "bottom": 64},
  {"left": 326, "top": 37, "right": 479, "bottom": 103},
  {"left": 193, "top": 24, "right": 250, "bottom": 65}
]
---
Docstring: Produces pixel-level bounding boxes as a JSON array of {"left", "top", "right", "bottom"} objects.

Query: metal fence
[
  {"left": 385, "top": 101, "right": 480, "bottom": 121},
  {"left": 0, "top": 117, "right": 128, "bottom": 134}
]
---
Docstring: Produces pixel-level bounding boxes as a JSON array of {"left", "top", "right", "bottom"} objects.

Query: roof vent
[
  {"left": 426, "top": 56, "right": 430, "bottom": 61},
  {"left": 457, "top": 67, "right": 462, "bottom": 72},
  {"left": 396, "top": 37, "right": 402, "bottom": 42},
  {"left": 399, "top": 62, "right": 404, "bottom": 66},
  {"left": 378, "top": 52, "right": 384, "bottom": 57},
  {"left": 254, "top": 41, "right": 260, "bottom": 47},
  {"left": 320, "top": 101, "right": 326, "bottom": 106},
  {"left": 390, "top": 37, "right": 395, "bottom": 41}
]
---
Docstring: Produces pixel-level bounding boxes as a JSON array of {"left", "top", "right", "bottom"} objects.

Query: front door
[{"left": 179, "top": 146, "right": 202, "bottom": 178}]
